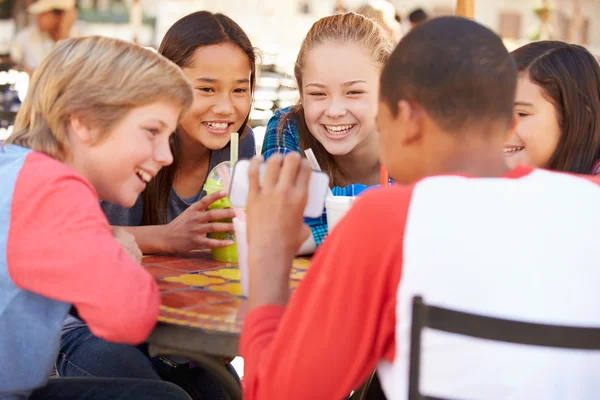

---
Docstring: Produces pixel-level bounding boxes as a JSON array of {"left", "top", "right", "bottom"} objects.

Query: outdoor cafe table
[{"left": 143, "top": 250, "right": 311, "bottom": 400}]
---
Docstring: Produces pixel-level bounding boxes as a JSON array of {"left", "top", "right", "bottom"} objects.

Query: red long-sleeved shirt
[
  {"left": 6, "top": 148, "right": 160, "bottom": 344},
  {"left": 241, "top": 182, "right": 408, "bottom": 399}
]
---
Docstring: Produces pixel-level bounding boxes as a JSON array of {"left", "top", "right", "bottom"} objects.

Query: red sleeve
[
  {"left": 579, "top": 175, "right": 600, "bottom": 186},
  {"left": 6, "top": 152, "right": 160, "bottom": 344},
  {"left": 240, "top": 184, "right": 413, "bottom": 400}
]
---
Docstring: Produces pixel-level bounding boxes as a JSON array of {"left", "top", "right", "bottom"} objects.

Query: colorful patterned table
[{"left": 143, "top": 250, "right": 310, "bottom": 400}]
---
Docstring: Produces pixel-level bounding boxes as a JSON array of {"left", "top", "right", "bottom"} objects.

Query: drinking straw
[
  {"left": 230, "top": 132, "right": 239, "bottom": 168},
  {"left": 227, "top": 132, "right": 242, "bottom": 219},
  {"left": 304, "top": 148, "right": 334, "bottom": 197},
  {"left": 304, "top": 148, "right": 321, "bottom": 172}
]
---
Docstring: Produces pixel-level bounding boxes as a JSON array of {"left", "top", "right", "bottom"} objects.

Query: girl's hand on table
[{"left": 163, "top": 191, "right": 236, "bottom": 253}]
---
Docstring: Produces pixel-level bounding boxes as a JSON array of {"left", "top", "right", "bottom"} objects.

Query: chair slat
[{"left": 426, "top": 304, "right": 600, "bottom": 350}]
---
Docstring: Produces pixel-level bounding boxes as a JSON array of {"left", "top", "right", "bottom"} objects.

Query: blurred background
[{"left": 0, "top": 0, "right": 598, "bottom": 145}]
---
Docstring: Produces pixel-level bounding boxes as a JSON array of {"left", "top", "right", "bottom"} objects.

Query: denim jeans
[
  {"left": 57, "top": 327, "right": 239, "bottom": 400},
  {"left": 30, "top": 377, "right": 192, "bottom": 400}
]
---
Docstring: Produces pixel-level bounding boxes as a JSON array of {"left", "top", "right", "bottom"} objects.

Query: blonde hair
[
  {"left": 297, "top": 12, "right": 392, "bottom": 80},
  {"left": 279, "top": 12, "right": 393, "bottom": 186},
  {"left": 6, "top": 36, "right": 193, "bottom": 161}
]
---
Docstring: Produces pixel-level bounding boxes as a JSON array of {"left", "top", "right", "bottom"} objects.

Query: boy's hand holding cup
[{"left": 245, "top": 153, "right": 312, "bottom": 308}]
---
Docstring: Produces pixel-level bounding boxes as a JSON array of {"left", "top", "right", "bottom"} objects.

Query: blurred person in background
[
  {"left": 408, "top": 7, "right": 428, "bottom": 30},
  {"left": 356, "top": 0, "right": 401, "bottom": 42},
  {"left": 11, "top": 0, "right": 78, "bottom": 75}
]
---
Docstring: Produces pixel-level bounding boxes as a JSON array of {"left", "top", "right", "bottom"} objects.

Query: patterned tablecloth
[{"left": 143, "top": 250, "right": 311, "bottom": 335}]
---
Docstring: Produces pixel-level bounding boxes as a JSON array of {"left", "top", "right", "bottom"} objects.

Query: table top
[{"left": 143, "top": 250, "right": 310, "bottom": 336}]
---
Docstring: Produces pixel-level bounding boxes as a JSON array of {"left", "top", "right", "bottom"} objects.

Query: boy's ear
[
  {"left": 68, "top": 116, "right": 93, "bottom": 144},
  {"left": 397, "top": 100, "right": 424, "bottom": 145}
]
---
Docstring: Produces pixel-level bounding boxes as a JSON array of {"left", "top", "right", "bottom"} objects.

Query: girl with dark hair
[
  {"left": 57, "top": 11, "right": 257, "bottom": 399},
  {"left": 102, "top": 10, "right": 257, "bottom": 251},
  {"left": 506, "top": 41, "right": 600, "bottom": 175}
]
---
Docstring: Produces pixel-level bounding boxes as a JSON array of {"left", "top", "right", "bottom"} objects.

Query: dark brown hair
[
  {"left": 278, "top": 12, "right": 392, "bottom": 187},
  {"left": 142, "top": 11, "right": 257, "bottom": 225},
  {"left": 380, "top": 16, "right": 516, "bottom": 135},
  {"left": 408, "top": 8, "right": 428, "bottom": 25},
  {"left": 511, "top": 41, "right": 600, "bottom": 173}
]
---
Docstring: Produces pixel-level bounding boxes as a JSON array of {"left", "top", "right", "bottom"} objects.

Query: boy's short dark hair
[
  {"left": 408, "top": 8, "right": 428, "bottom": 25},
  {"left": 380, "top": 16, "right": 517, "bottom": 133}
]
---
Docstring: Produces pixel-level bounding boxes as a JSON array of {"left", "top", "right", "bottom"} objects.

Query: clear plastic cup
[
  {"left": 203, "top": 161, "right": 237, "bottom": 263},
  {"left": 232, "top": 217, "right": 248, "bottom": 297}
]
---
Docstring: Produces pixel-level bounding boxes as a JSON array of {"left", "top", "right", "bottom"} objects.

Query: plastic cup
[
  {"left": 203, "top": 162, "right": 237, "bottom": 263},
  {"left": 326, "top": 196, "right": 355, "bottom": 232},
  {"left": 232, "top": 217, "right": 248, "bottom": 297}
]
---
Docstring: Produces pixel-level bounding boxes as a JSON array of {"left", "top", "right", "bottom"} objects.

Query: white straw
[
  {"left": 230, "top": 132, "right": 239, "bottom": 168},
  {"left": 304, "top": 148, "right": 333, "bottom": 197},
  {"left": 304, "top": 148, "right": 321, "bottom": 171}
]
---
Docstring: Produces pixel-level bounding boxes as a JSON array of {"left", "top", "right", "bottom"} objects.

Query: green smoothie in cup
[{"left": 203, "top": 162, "right": 237, "bottom": 263}]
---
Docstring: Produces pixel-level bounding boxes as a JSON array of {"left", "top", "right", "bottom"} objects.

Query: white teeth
[
  {"left": 325, "top": 124, "right": 354, "bottom": 135},
  {"left": 135, "top": 168, "right": 152, "bottom": 183},
  {"left": 205, "top": 122, "right": 229, "bottom": 130},
  {"left": 504, "top": 147, "right": 524, "bottom": 154}
]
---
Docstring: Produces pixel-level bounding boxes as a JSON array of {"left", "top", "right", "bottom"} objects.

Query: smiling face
[
  {"left": 505, "top": 73, "right": 561, "bottom": 168},
  {"left": 178, "top": 42, "right": 252, "bottom": 150},
  {"left": 300, "top": 41, "right": 381, "bottom": 157},
  {"left": 71, "top": 101, "right": 180, "bottom": 207}
]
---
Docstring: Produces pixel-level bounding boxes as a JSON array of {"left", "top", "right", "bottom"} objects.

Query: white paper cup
[
  {"left": 232, "top": 217, "right": 249, "bottom": 297},
  {"left": 326, "top": 196, "right": 355, "bottom": 232}
]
